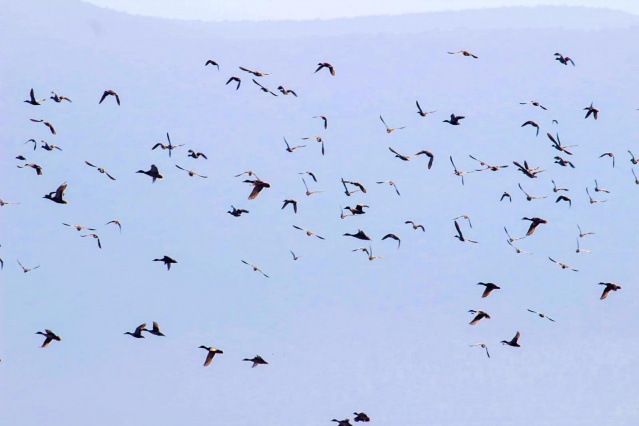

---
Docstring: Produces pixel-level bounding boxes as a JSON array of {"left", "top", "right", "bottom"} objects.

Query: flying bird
[
  {"left": 381, "top": 233, "right": 401, "bottom": 249},
  {"left": 555, "top": 195, "right": 572, "bottom": 208},
  {"left": 507, "top": 240, "right": 532, "bottom": 255},
  {"left": 416, "top": 100, "right": 436, "bottom": 117},
  {"left": 36, "top": 329, "right": 61, "bottom": 347},
  {"left": 454, "top": 220, "right": 478, "bottom": 243},
  {"left": 17, "top": 163, "right": 43, "bottom": 175},
  {"left": 598, "top": 282, "right": 621, "bottom": 300},
  {"left": 199, "top": 346, "right": 223, "bottom": 366},
  {"left": 469, "top": 343, "right": 490, "bottom": 358},
  {"left": 143, "top": 322, "right": 165, "bottom": 337},
  {"left": 577, "top": 224, "right": 594, "bottom": 238},
  {"left": 343, "top": 229, "right": 371, "bottom": 240},
  {"left": 469, "top": 155, "right": 508, "bottom": 172},
  {"left": 315, "top": 62, "right": 335, "bottom": 75},
  {"left": 522, "top": 217, "right": 547, "bottom": 236},
  {"left": 152, "top": 133, "right": 184, "bottom": 158},
  {"left": 443, "top": 113, "right": 465, "bottom": 125},
  {"left": 303, "top": 178, "right": 323, "bottom": 196},
  {"left": 380, "top": 115, "right": 406, "bottom": 133},
  {"left": 477, "top": 282, "right": 500, "bottom": 298},
  {"left": 527, "top": 309, "right": 555, "bottom": 322},
  {"left": 284, "top": 137, "right": 305, "bottom": 152},
  {"left": 313, "top": 115, "right": 328, "bottom": 129},
  {"left": 99, "top": 89, "right": 120, "bottom": 105},
  {"left": 501, "top": 331, "right": 521, "bottom": 347},
  {"left": 292, "top": 225, "right": 325, "bottom": 240},
  {"left": 518, "top": 183, "right": 547, "bottom": 201},
  {"left": 30, "top": 119, "right": 56, "bottom": 134},
  {"left": 353, "top": 412, "right": 371, "bottom": 422},
  {"left": 153, "top": 255, "right": 177, "bottom": 270},
  {"left": 547, "top": 133, "right": 577, "bottom": 155},
  {"left": 50, "top": 91, "right": 72, "bottom": 102},
  {"left": 205, "top": 59, "right": 219, "bottom": 70},
  {"left": 551, "top": 180, "right": 569, "bottom": 192},
  {"left": 500, "top": 192, "right": 512, "bottom": 202},
  {"left": 586, "top": 187, "right": 607, "bottom": 204},
  {"left": 106, "top": 220, "right": 122, "bottom": 232},
  {"left": 239, "top": 66, "right": 270, "bottom": 77},
  {"left": 243, "top": 355, "right": 268, "bottom": 368},
  {"left": 598, "top": 152, "right": 615, "bottom": 168},
  {"left": 188, "top": 149, "right": 208, "bottom": 159},
  {"left": 299, "top": 171, "right": 317, "bottom": 182},
  {"left": 277, "top": 86, "right": 298, "bottom": 96},
  {"left": 252, "top": 79, "right": 278, "bottom": 96},
  {"left": 575, "top": 238, "right": 590, "bottom": 254},
  {"left": 584, "top": 102, "right": 599, "bottom": 120},
  {"left": 226, "top": 76, "right": 241, "bottom": 90},
  {"left": 447, "top": 50, "right": 478, "bottom": 58},
  {"left": 344, "top": 204, "right": 368, "bottom": 215},
  {"left": 520, "top": 100, "right": 547, "bottom": 110},
  {"left": 281, "top": 199, "right": 298, "bottom": 214},
  {"left": 628, "top": 150, "right": 639, "bottom": 165},
  {"left": 227, "top": 206, "right": 249, "bottom": 217},
  {"left": 468, "top": 310, "right": 491, "bottom": 325},
  {"left": 245, "top": 179, "right": 271, "bottom": 200},
  {"left": 548, "top": 257, "right": 578, "bottom": 271},
  {"left": 175, "top": 165, "right": 207, "bottom": 178},
  {"left": 376, "top": 180, "right": 401, "bottom": 196},
  {"left": 594, "top": 179, "right": 610, "bottom": 193},
  {"left": 124, "top": 323, "right": 146, "bottom": 339},
  {"left": 17, "top": 259, "right": 40, "bottom": 273},
  {"left": 405, "top": 221, "right": 425, "bottom": 232},
  {"left": 554, "top": 52, "right": 575, "bottom": 66},
  {"left": 85, "top": 161, "right": 116, "bottom": 180},
  {"left": 241, "top": 260, "right": 269, "bottom": 278},
  {"left": 521, "top": 120, "right": 540, "bottom": 136},
  {"left": 24, "top": 88, "right": 45, "bottom": 105},
  {"left": 41, "top": 141, "right": 62, "bottom": 151},
  {"left": 415, "top": 150, "right": 435, "bottom": 169},
  {"left": 450, "top": 156, "right": 474, "bottom": 185},
  {"left": 136, "top": 165, "right": 163, "bottom": 183},
  {"left": 43, "top": 182, "right": 68, "bottom": 204},
  {"left": 513, "top": 160, "right": 544, "bottom": 178}
]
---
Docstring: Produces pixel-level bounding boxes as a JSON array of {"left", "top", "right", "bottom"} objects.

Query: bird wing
[
  {"left": 454, "top": 220, "right": 463, "bottom": 238},
  {"left": 55, "top": 182, "right": 67, "bottom": 199},
  {"left": 379, "top": 115, "right": 389, "bottom": 129}
]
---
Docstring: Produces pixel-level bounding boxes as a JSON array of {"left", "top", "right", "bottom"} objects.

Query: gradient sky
[{"left": 81, "top": 0, "right": 639, "bottom": 20}]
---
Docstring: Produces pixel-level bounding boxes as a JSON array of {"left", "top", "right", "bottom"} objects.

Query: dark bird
[
  {"left": 85, "top": 161, "right": 116, "bottom": 180},
  {"left": 344, "top": 204, "right": 368, "bottom": 215},
  {"left": 343, "top": 229, "right": 371, "bottom": 240},
  {"left": 315, "top": 62, "right": 335, "bottom": 75},
  {"left": 36, "top": 329, "right": 61, "bottom": 347},
  {"left": 226, "top": 76, "right": 241, "bottom": 90},
  {"left": 586, "top": 187, "right": 607, "bottom": 204},
  {"left": 376, "top": 180, "right": 401, "bottom": 196},
  {"left": 124, "top": 323, "right": 146, "bottom": 339},
  {"left": 500, "top": 192, "right": 512, "bottom": 202},
  {"left": 17, "top": 259, "right": 40, "bottom": 273},
  {"left": 628, "top": 150, "right": 639, "bottom": 165},
  {"left": 554, "top": 52, "right": 575, "bottom": 66},
  {"left": 290, "top": 250, "right": 301, "bottom": 261},
  {"left": 501, "top": 332, "right": 521, "bottom": 347},
  {"left": 416, "top": 100, "right": 436, "bottom": 117},
  {"left": 405, "top": 220, "right": 425, "bottom": 232},
  {"left": 521, "top": 120, "right": 540, "bottom": 136},
  {"left": 199, "top": 346, "right": 223, "bottom": 366},
  {"left": 99, "top": 89, "right": 120, "bottom": 105},
  {"left": 277, "top": 86, "right": 298, "bottom": 96},
  {"left": 313, "top": 115, "right": 327, "bottom": 129},
  {"left": 380, "top": 115, "right": 406, "bottom": 133},
  {"left": 30, "top": 119, "right": 56, "bottom": 134},
  {"left": 143, "top": 322, "right": 165, "bottom": 336},
  {"left": 353, "top": 413, "right": 371, "bottom": 422},
  {"left": 136, "top": 165, "right": 163, "bottom": 183},
  {"left": 153, "top": 255, "right": 177, "bottom": 270},
  {"left": 527, "top": 309, "right": 555, "bottom": 322},
  {"left": 555, "top": 195, "right": 572, "bottom": 208},
  {"left": 548, "top": 257, "right": 578, "bottom": 272},
  {"left": 243, "top": 355, "right": 268, "bottom": 368},
  {"left": 16, "top": 155, "right": 27, "bottom": 160},
  {"left": 552, "top": 180, "right": 569, "bottom": 192},
  {"left": 24, "top": 88, "right": 45, "bottom": 105},
  {"left": 281, "top": 199, "right": 298, "bottom": 214},
  {"left": 382, "top": 233, "right": 401, "bottom": 249},
  {"left": 152, "top": 133, "right": 184, "bottom": 158},
  {"left": 188, "top": 149, "right": 208, "bottom": 159},
  {"left": 239, "top": 66, "right": 270, "bottom": 77},
  {"left": 469, "top": 343, "right": 490, "bottom": 358},
  {"left": 43, "top": 182, "right": 68, "bottom": 204},
  {"left": 205, "top": 59, "right": 219, "bottom": 70},
  {"left": 447, "top": 50, "right": 478, "bottom": 58},
  {"left": 299, "top": 171, "right": 317, "bottom": 182},
  {"left": 520, "top": 100, "right": 547, "bottom": 110},
  {"left": 468, "top": 310, "right": 490, "bottom": 325},
  {"left": 293, "top": 225, "right": 325, "bottom": 240},
  {"left": 415, "top": 150, "right": 435, "bottom": 169},
  {"left": 518, "top": 183, "right": 547, "bottom": 201},
  {"left": 227, "top": 206, "right": 249, "bottom": 217},
  {"left": 241, "top": 260, "right": 269, "bottom": 278},
  {"left": 106, "top": 220, "right": 122, "bottom": 232},
  {"left": 176, "top": 165, "right": 207, "bottom": 178},
  {"left": 332, "top": 419, "right": 352, "bottom": 426},
  {"left": 554, "top": 156, "right": 575, "bottom": 168},
  {"left": 17, "top": 163, "right": 43, "bottom": 175},
  {"left": 547, "top": 133, "right": 577, "bottom": 155},
  {"left": 522, "top": 217, "right": 547, "bottom": 236},
  {"left": 443, "top": 113, "right": 465, "bottom": 125},
  {"left": 252, "top": 79, "right": 278, "bottom": 96},
  {"left": 584, "top": 102, "right": 599, "bottom": 120},
  {"left": 50, "top": 91, "right": 72, "bottom": 102},
  {"left": 599, "top": 282, "right": 621, "bottom": 300},
  {"left": 477, "top": 282, "right": 500, "bottom": 298},
  {"left": 513, "top": 160, "right": 544, "bottom": 178},
  {"left": 454, "top": 220, "right": 478, "bottom": 243},
  {"left": 599, "top": 152, "right": 615, "bottom": 168},
  {"left": 41, "top": 141, "right": 62, "bottom": 151},
  {"left": 284, "top": 137, "right": 305, "bottom": 152},
  {"left": 81, "top": 233, "right": 102, "bottom": 249}
]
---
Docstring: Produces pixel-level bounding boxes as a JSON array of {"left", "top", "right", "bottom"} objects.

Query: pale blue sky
[{"left": 82, "top": 0, "right": 639, "bottom": 20}]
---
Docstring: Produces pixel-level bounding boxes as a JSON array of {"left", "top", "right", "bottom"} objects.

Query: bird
[
  {"left": 15, "top": 154, "right": 27, "bottom": 160},
  {"left": 507, "top": 240, "right": 532, "bottom": 255},
  {"left": 599, "top": 282, "right": 621, "bottom": 300},
  {"left": 284, "top": 137, "right": 305, "bottom": 152},
  {"left": 380, "top": 115, "right": 406, "bottom": 133},
  {"left": 187, "top": 149, "right": 208, "bottom": 159},
  {"left": 239, "top": 66, "right": 270, "bottom": 77},
  {"left": 315, "top": 62, "right": 335, "bottom": 75},
  {"left": 586, "top": 187, "right": 607, "bottom": 204},
  {"left": 281, "top": 199, "right": 298, "bottom": 214},
  {"left": 555, "top": 195, "right": 572, "bottom": 208},
  {"left": 577, "top": 224, "right": 594, "bottom": 238},
  {"left": 520, "top": 100, "right": 547, "bottom": 110},
  {"left": 298, "top": 171, "right": 317, "bottom": 182},
  {"left": 301, "top": 135, "right": 325, "bottom": 155},
  {"left": 36, "top": 329, "right": 61, "bottom": 347},
  {"left": 405, "top": 221, "right": 425, "bottom": 232},
  {"left": 548, "top": 257, "right": 578, "bottom": 272},
  {"left": 468, "top": 310, "right": 490, "bottom": 325},
  {"left": 343, "top": 229, "right": 371, "bottom": 240},
  {"left": 500, "top": 192, "right": 512, "bottom": 202},
  {"left": 106, "top": 220, "right": 122, "bottom": 232},
  {"left": 243, "top": 355, "right": 268, "bottom": 368},
  {"left": 628, "top": 150, "right": 639, "bottom": 165},
  {"left": 382, "top": 233, "right": 401, "bottom": 249},
  {"left": 50, "top": 91, "right": 72, "bottom": 102},
  {"left": 513, "top": 160, "right": 544, "bottom": 178},
  {"left": 504, "top": 226, "right": 525, "bottom": 243},
  {"left": 331, "top": 419, "right": 352, "bottom": 426},
  {"left": 518, "top": 183, "right": 547, "bottom": 201},
  {"left": 17, "top": 163, "right": 43, "bottom": 175},
  {"left": 63, "top": 223, "right": 96, "bottom": 232},
  {"left": 364, "top": 245, "right": 383, "bottom": 261},
  {"left": 234, "top": 170, "right": 260, "bottom": 179},
  {"left": 376, "top": 181, "right": 400, "bottom": 196},
  {"left": 551, "top": 180, "right": 569, "bottom": 192},
  {"left": 245, "top": 179, "right": 271, "bottom": 200},
  {"left": 521, "top": 120, "right": 540, "bottom": 136},
  {"left": 17, "top": 259, "right": 40, "bottom": 273},
  {"left": 477, "top": 282, "right": 500, "bottom": 298},
  {"left": 143, "top": 322, "right": 165, "bottom": 336},
  {"left": 343, "top": 180, "right": 367, "bottom": 194},
  {"left": 290, "top": 250, "right": 301, "bottom": 261},
  {"left": 416, "top": 100, "right": 436, "bottom": 117},
  {"left": 136, "top": 165, "right": 163, "bottom": 183},
  {"left": 153, "top": 255, "right": 177, "bottom": 270},
  {"left": 598, "top": 152, "right": 615, "bottom": 168},
  {"left": 584, "top": 102, "right": 599, "bottom": 120},
  {"left": 252, "top": 79, "right": 278, "bottom": 96},
  {"left": 313, "top": 115, "right": 328, "bottom": 129},
  {"left": 469, "top": 343, "right": 490, "bottom": 358},
  {"left": 353, "top": 413, "right": 371, "bottom": 422},
  {"left": 527, "top": 309, "right": 555, "bottom": 322},
  {"left": 24, "top": 88, "right": 45, "bottom": 105},
  {"left": 41, "top": 141, "right": 62, "bottom": 151},
  {"left": 454, "top": 220, "right": 477, "bottom": 243},
  {"left": 594, "top": 179, "right": 610, "bottom": 193},
  {"left": 241, "top": 260, "right": 269, "bottom": 278},
  {"left": 454, "top": 215, "right": 473, "bottom": 228},
  {"left": 632, "top": 169, "right": 639, "bottom": 185},
  {"left": 85, "top": 161, "right": 116, "bottom": 180},
  {"left": 522, "top": 217, "right": 548, "bottom": 236},
  {"left": 415, "top": 150, "right": 435, "bottom": 169},
  {"left": 0, "top": 199, "right": 19, "bottom": 207},
  {"left": 447, "top": 50, "right": 478, "bottom": 58},
  {"left": 450, "top": 156, "right": 474, "bottom": 185},
  {"left": 443, "top": 113, "right": 465, "bottom": 125},
  {"left": 292, "top": 225, "right": 325, "bottom": 240},
  {"left": 43, "top": 182, "right": 68, "bottom": 204},
  {"left": 227, "top": 206, "right": 249, "bottom": 217},
  {"left": 124, "top": 323, "right": 146, "bottom": 338},
  {"left": 388, "top": 147, "right": 414, "bottom": 161},
  {"left": 501, "top": 332, "right": 521, "bottom": 347},
  {"left": 554, "top": 52, "right": 575, "bottom": 66},
  {"left": 554, "top": 156, "right": 575, "bottom": 168},
  {"left": 205, "top": 59, "right": 219, "bottom": 70},
  {"left": 547, "top": 133, "right": 577, "bottom": 155},
  {"left": 302, "top": 178, "right": 323, "bottom": 196},
  {"left": 30, "top": 119, "right": 56, "bottom": 134},
  {"left": 340, "top": 205, "right": 354, "bottom": 219},
  {"left": 199, "top": 346, "right": 223, "bottom": 366},
  {"left": 175, "top": 165, "right": 207, "bottom": 178},
  {"left": 469, "top": 155, "right": 509, "bottom": 172},
  {"left": 226, "top": 76, "right": 241, "bottom": 90},
  {"left": 99, "top": 89, "right": 120, "bottom": 105},
  {"left": 152, "top": 133, "right": 184, "bottom": 158},
  {"left": 575, "top": 239, "right": 590, "bottom": 254},
  {"left": 344, "top": 205, "right": 368, "bottom": 215},
  {"left": 277, "top": 86, "right": 298, "bottom": 96}
]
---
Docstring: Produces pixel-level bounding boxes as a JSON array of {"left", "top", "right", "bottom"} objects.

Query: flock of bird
[{"left": 5, "top": 43, "right": 637, "bottom": 424}]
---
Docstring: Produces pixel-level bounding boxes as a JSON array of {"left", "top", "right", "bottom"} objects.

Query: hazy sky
[{"left": 82, "top": 0, "right": 639, "bottom": 20}]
